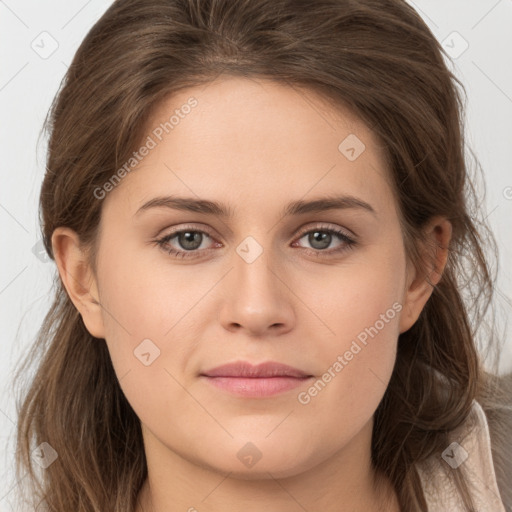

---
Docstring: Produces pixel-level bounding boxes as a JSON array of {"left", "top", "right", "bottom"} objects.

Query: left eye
[
  {"left": 156, "top": 230, "right": 216, "bottom": 258},
  {"left": 155, "top": 226, "right": 356, "bottom": 259}
]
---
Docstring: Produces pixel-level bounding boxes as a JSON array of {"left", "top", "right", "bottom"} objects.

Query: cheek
[
  {"left": 294, "top": 247, "right": 404, "bottom": 419},
  {"left": 96, "top": 236, "right": 181, "bottom": 338},
  {"left": 300, "top": 243, "right": 405, "bottom": 351},
  {"left": 93, "top": 241, "right": 166, "bottom": 375},
  {"left": 95, "top": 240, "right": 213, "bottom": 412}
]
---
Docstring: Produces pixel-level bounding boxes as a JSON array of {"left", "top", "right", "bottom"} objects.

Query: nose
[{"left": 217, "top": 241, "right": 295, "bottom": 337}]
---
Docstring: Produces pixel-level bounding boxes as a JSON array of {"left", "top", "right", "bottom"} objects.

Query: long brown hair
[{"left": 12, "top": 0, "right": 511, "bottom": 510}]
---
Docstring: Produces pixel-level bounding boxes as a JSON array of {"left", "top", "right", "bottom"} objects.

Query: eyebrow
[{"left": 134, "top": 194, "right": 377, "bottom": 218}]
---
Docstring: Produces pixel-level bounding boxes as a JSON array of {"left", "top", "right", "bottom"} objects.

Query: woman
[{"left": 13, "top": 0, "right": 512, "bottom": 510}]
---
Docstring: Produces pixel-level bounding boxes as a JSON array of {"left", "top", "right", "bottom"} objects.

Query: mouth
[
  {"left": 199, "top": 360, "right": 314, "bottom": 398},
  {"left": 200, "top": 375, "right": 313, "bottom": 397}
]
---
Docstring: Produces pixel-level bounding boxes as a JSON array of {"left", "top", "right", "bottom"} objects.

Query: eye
[
  {"left": 154, "top": 223, "right": 357, "bottom": 260},
  {"left": 292, "top": 224, "right": 357, "bottom": 256},
  {"left": 155, "top": 226, "right": 219, "bottom": 259}
]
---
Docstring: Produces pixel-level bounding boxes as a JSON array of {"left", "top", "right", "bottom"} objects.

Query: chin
[
  {"left": 196, "top": 441, "right": 319, "bottom": 480},
  {"left": 208, "top": 459, "right": 310, "bottom": 481}
]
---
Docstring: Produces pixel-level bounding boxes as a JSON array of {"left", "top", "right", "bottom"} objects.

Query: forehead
[
  {"left": 153, "top": 76, "right": 374, "bottom": 148},
  {"left": 103, "top": 76, "right": 394, "bottom": 219}
]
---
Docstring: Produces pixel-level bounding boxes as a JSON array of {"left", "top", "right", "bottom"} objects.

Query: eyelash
[{"left": 154, "top": 224, "right": 357, "bottom": 260}]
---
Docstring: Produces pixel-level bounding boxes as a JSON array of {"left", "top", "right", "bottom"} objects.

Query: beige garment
[{"left": 416, "top": 400, "right": 506, "bottom": 511}]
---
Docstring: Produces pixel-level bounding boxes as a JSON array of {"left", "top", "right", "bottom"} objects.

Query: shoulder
[
  {"left": 415, "top": 376, "right": 511, "bottom": 511},
  {"left": 479, "top": 371, "right": 512, "bottom": 511}
]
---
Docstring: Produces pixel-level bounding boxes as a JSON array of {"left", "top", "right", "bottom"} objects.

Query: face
[{"left": 58, "top": 76, "right": 426, "bottom": 479}]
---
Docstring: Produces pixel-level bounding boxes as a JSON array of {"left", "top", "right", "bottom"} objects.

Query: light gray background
[{"left": 1, "top": 1, "right": 511, "bottom": 509}]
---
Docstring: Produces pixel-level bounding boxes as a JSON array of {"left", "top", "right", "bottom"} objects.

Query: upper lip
[{"left": 201, "top": 361, "right": 312, "bottom": 378}]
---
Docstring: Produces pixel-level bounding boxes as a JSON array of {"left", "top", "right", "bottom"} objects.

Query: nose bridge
[
  {"left": 218, "top": 230, "right": 294, "bottom": 334},
  {"left": 232, "top": 232, "right": 281, "bottom": 301}
]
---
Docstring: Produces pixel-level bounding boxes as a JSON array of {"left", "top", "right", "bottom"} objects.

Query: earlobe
[
  {"left": 51, "top": 227, "right": 105, "bottom": 339},
  {"left": 399, "top": 217, "right": 452, "bottom": 334}
]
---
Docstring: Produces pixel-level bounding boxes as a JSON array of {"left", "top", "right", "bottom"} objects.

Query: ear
[
  {"left": 51, "top": 227, "right": 105, "bottom": 339},
  {"left": 399, "top": 216, "right": 452, "bottom": 334}
]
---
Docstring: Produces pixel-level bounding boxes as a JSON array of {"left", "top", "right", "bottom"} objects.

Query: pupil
[
  {"left": 180, "top": 232, "right": 201, "bottom": 250},
  {"left": 310, "top": 231, "right": 330, "bottom": 250}
]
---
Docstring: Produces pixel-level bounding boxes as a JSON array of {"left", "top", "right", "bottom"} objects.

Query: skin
[{"left": 52, "top": 76, "right": 452, "bottom": 511}]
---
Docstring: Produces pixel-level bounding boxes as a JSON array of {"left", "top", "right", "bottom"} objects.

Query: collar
[{"left": 415, "top": 400, "right": 506, "bottom": 511}]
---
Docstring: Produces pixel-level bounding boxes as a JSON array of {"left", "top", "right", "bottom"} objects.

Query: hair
[{"left": 12, "top": 0, "right": 512, "bottom": 510}]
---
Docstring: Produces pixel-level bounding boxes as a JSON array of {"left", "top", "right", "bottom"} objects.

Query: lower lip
[{"left": 201, "top": 376, "right": 312, "bottom": 397}]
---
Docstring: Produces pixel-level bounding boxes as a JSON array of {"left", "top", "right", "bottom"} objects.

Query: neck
[{"left": 136, "top": 419, "right": 400, "bottom": 512}]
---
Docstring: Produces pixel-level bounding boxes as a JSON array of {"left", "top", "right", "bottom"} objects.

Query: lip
[
  {"left": 200, "top": 361, "right": 314, "bottom": 398},
  {"left": 201, "top": 360, "right": 312, "bottom": 378}
]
